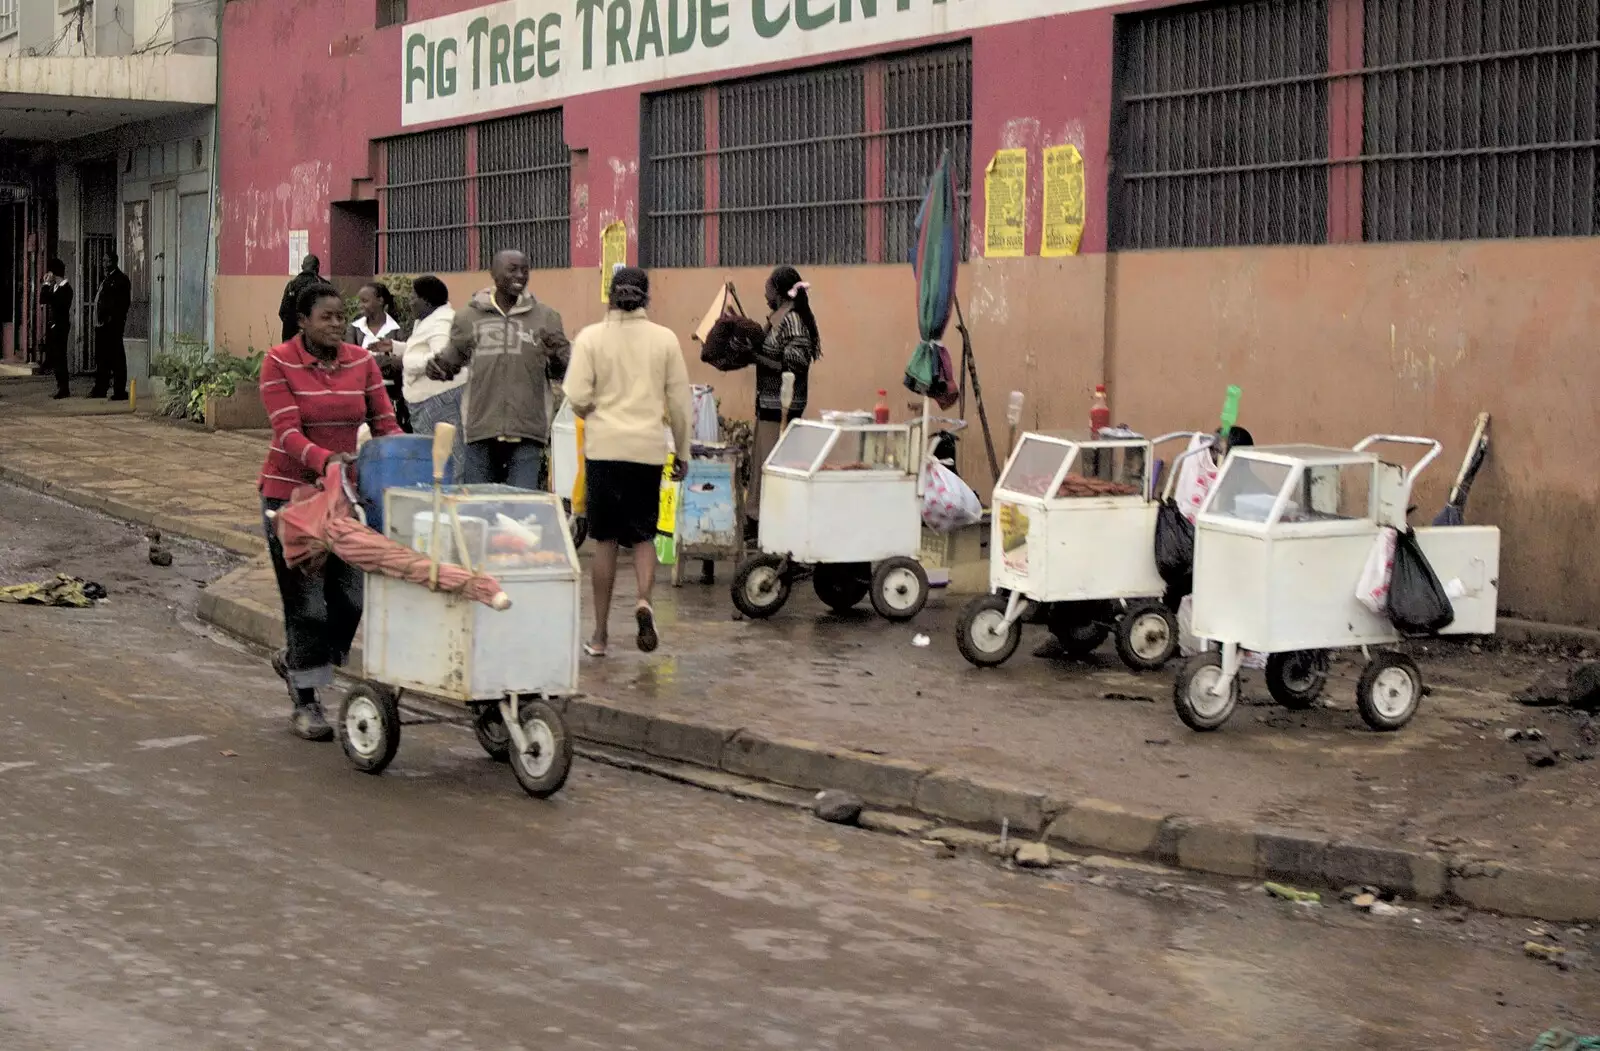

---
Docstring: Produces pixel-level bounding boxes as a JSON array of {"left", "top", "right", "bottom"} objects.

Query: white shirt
[
  {"left": 401, "top": 304, "right": 466, "bottom": 404},
  {"left": 351, "top": 313, "right": 402, "bottom": 348}
]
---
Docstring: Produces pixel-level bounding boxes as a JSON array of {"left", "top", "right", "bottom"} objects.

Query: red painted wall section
[
  {"left": 970, "top": 12, "right": 1116, "bottom": 257},
  {"left": 219, "top": 0, "right": 1120, "bottom": 276}
]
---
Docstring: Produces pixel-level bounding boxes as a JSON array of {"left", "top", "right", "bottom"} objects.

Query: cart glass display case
[
  {"left": 365, "top": 486, "right": 581, "bottom": 703},
  {"left": 759, "top": 420, "right": 922, "bottom": 564}
]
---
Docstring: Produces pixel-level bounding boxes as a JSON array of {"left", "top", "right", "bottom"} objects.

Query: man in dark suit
[
  {"left": 89, "top": 250, "right": 132, "bottom": 401},
  {"left": 277, "top": 254, "right": 323, "bottom": 343},
  {"left": 39, "top": 258, "right": 74, "bottom": 400}
]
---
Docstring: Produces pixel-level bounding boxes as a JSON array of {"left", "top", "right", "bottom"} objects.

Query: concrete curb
[
  {"left": 0, "top": 464, "right": 266, "bottom": 559},
  {"left": 190, "top": 585, "right": 1600, "bottom": 924}
]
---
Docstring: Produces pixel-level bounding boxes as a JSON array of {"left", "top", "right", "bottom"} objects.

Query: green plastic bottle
[{"left": 1219, "top": 385, "right": 1242, "bottom": 436}]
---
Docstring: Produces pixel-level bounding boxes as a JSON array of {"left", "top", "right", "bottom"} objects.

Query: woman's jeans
[
  {"left": 262, "top": 497, "right": 364, "bottom": 691},
  {"left": 408, "top": 386, "right": 466, "bottom": 476}
]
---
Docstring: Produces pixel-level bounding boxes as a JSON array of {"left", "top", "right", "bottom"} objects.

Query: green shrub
[
  {"left": 151, "top": 339, "right": 263, "bottom": 424},
  {"left": 343, "top": 273, "right": 416, "bottom": 334}
]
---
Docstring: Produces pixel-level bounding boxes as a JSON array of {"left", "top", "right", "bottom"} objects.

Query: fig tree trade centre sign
[{"left": 401, "top": 0, "right": 1099, "bottom": 126}]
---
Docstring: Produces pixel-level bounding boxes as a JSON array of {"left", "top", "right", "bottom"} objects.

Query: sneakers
[
  {"left": 290, "top": 699, "right": 334, "bottom": 741},
  {"left": 635, "top": 604, "right": 659, "bottom": 653}
]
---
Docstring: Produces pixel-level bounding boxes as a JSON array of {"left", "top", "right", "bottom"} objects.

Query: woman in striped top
[
  {"left": 745, "top": 265, "right": 823, "bottom": 542},
  {"left": 258, "top": 282, "right": 403, "bottom": 741}
]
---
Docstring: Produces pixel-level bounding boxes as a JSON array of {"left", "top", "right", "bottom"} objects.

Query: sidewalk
[{"left": 4, "top": 401, "right": 1598, "bottom": 921}]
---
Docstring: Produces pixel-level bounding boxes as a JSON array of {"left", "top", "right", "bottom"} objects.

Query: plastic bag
[
  {"left": 1355, "top": 527, "right": 1397, "bottom": 615},
  {"left": 1387, "top": 527, "right": 1455, "bottom": 635},
  {"left": 920, "top": 460, "right": 982, "bottom": 533},
  {"left": 903, "top": 341, "right": 960, "bottom": 409},
  {"left": 1154, "top": 498, "right": 1195, "bottom": 590},
  {"left": 1173, "top": 437, "right": 1219, "bottom": 522}
]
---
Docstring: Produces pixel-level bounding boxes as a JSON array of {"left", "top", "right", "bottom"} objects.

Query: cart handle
[
  {"left": 1352, "top": 434, "right": 1443, "bottom": 488},
  {"left": 1160, "top": 435, "right": 1218, "bottom": 502},
  {"left": 1149, "top": 430, "right": 1208, "bottom": 450}
]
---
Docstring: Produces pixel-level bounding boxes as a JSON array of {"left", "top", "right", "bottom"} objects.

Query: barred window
[
  {"left": 1363, "top": 0, "right": 1600, "bottom": 241},
  {"left": 382, "top": 126, "right": 468, "bottom": 274},
  {"left": 1111, "top": 0, "right": 1331, "bottom": 250},
  {"left": 377, "top": 0, "right": 407, "bottom": 29},
  {"left": 379, "top": 109, "right": 569, "bottom": 274},
  {"left": 476, "top": 109, "right": 571, "bottom": 269},
  {"left": 642, "top": 44, "right": 972, "bottom": 269}
]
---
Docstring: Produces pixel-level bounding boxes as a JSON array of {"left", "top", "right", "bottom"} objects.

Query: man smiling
[{"left": 428, "top": 249, "right": 570, "bottom": 488}]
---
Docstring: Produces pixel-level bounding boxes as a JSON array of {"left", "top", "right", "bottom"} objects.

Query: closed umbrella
[{"left": 904, "top": 149, "right": 960, "bottom": 410}]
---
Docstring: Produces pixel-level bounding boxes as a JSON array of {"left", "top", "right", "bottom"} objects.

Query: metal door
[
  {"left": 76, "top": 234, "right": 115, "bottom": 374},
  {"left": 149, "top": 183, "right": 179, "bottom": 359}
]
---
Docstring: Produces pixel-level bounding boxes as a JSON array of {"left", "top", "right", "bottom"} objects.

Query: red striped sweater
[{"left": 257, "top": 337, "right": 402, "bottom": 500}]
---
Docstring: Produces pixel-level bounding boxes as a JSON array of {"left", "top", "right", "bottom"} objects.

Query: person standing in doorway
[
  {"left": 563, "top": 267, "right": 693, "bottom": 656},
  {"left": 258, "top": 282, "right": 402, "bottom": 740},
  {"left": 745, "top": 265, "right": 822, "bottom": 541},
  {"left": 401, "top": 275, "right": 465, "bottom": 474},
  {"left": 39, "top": 259, "right": 74, "bottom": 400},
  {"left": 88, "top": 250, "right": 131, "bottom": 401},
  {"left": 348, "top": 281, "right": 409, "bottom": 432},
  {"left": 277, "top": 255, "right": 323, "bottom": 343},
  {"left": 426, "top": 249, "right": 569, "bottom": 489}
]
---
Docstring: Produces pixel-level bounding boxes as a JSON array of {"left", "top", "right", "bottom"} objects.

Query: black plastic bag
[
  {"left": 1154, "top": 498, "right": 1195, "bottom": 599},
  {"left": 1387, "top": 527, "right": 1455, "bottom": 635}
]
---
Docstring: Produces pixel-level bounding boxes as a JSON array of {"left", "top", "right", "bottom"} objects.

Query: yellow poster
[
  {"left": 1042, "top": 144, "right": 1086, "bottom": 257},
  {"left": 600, "top": 221, "right": 628, "bottom": 302},
  {"left": 983, "top": 148, "right": 1027, "bottom": 258}
]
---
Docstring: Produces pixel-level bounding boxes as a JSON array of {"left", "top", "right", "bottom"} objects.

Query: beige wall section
[{"left": 217, "top": 235, "right": 1600, "bottom": 624}]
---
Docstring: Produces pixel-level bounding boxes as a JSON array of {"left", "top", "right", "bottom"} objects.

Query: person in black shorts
[{"left": 563, "top": 267, "right": 694, "bottom": 655}]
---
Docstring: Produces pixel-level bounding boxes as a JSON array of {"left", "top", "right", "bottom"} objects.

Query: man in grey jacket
[{"left": 427, "top": 249, "right": 570, "bottom": 488}]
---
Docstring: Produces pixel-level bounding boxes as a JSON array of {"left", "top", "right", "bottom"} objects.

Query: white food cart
[
  {"left": 731, "top": 418, "right": 930, "bottom": 621},
  {"left": 956, "top": 431, "right": 1202, "bottom": 671},
  {"left": 345, "top": 484, "right": 578, "bottom": 796},
  {"left": 1173, "top": 436, "right": 1501, "bottom": 733}
]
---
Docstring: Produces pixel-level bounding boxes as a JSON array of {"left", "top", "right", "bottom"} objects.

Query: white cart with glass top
[
  {"left": 956, "top": 431, "right": 1202, "bottom": 671},
  {"left": 344, "top": 484, "right": 578, "bottom": 796},
  {"left": 1173, "top": 436, "right": 1501, "bottom": 733},
  {"left": 730, "top": 418, "right": 931, "bottom": 621}
]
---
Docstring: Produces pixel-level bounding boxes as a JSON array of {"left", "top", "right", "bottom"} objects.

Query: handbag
[{"left": 700, "top": 284, "right": 764, "bottom": 372}]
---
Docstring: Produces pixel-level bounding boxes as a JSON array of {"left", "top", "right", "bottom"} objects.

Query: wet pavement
[
  {"left": 583, "top": 564, "right": 1600, "bottom": 873},
  {"left": 2, "top": 482, "right": 1599, "bottom": 1048}
]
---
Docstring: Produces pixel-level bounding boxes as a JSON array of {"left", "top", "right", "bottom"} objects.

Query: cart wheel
[
  {"left": 731, "top": 554, "right": 791, "bottom": 619},
  {"left": 814, "top": 563, "right": 871, "bottom": 612},
  {"left": 1114, "top": 602, "right": 1180, "bottom": 671},
  {"left": 338, "top": 684, "right": 401, "bottom": 774},
  {"left": 508, "top": 699, "right": 573, "bottom": 798},
  {"left": 1265, "top": 650, "right": 1330, "bottom": 710},
  {"left": 1046, "top": 605, "right": 1111, "bottom": 657},
  {"left": 956, "top": 595, "right": 1021, "bottom": 667},
  {"left": 473, "top": 706, "right": 511, "bottom": 762},
  {"left": 1173, "top": 652, "right": 1239, "bottom": 732},
  {"left": 870, "top": 557, "right": 929, "bottom": 622},
  {"left": 1356, "top": 651, "right": 1422, "bottom": 732}
]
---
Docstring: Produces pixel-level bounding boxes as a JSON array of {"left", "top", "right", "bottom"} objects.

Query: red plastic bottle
[
  {"left": 1089, "top": 384, "right": 1111, "bottom": 437},
  {"left": 874, "top": 389, "right": 890, "bottom": 424}
]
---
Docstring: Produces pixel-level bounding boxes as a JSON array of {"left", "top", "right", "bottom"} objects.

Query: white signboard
[
  {"left": 287, "top": 229, "right": 309, "bottom": 276},
  {"left": 400, "top": 0, "right": 1103, "bottom": 126}
]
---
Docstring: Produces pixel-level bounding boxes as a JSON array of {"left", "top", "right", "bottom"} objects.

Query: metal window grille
[
  {"left": 376, "top": 0, "right": 407, "bottom": 29},
  {"left": 382, "top": 126, "right": 469, "bottom": 274},
  {"left": 476, "top": 109, "right": 570, "bottom": 269},
  {"left": 641, "top": 43, "right": 973, "bottom": 268},
  {"left": 0, "top": 0, "right": 17, "bottom": 37},
  {"left": 1111, "top": 0, "right": 1331, "bottom": 249},
  {"left": 1362, "top": 0, "right": 1600, "bottom": 241}
]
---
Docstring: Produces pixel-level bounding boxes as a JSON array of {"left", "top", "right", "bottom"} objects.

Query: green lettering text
[
  {"left": 489, "top": 23, "right": 512, "bottom": 85},
  {"left": 700, "top": 0, "right": 728, "bottom": 46},
  {"left": 753, "top": 0, "right": 789, "bottom": 38},
  {"left": 405, "top": 33, "right": 428, "bottom": 102},
  {"left": 466, "top": 16, "right": 490, "bottom": 89},
  {"left": 607, "top": 0, "right": 633, "bottom": 65},
  {"left": 576, "top": 0, "right": 604, "bottom": 70},
  {"left": 635, "top": 0, "right": 664, "bottom": 59},
  {"left": 667, "top": 0, "right": 696, "bottom": 53},
  {"left": 513, "top": 18, "right": 538, "bottom": 81},
  {"left": 437, "top": 37, "right": 458, "bottom": 96},
  {"left": 796, "top": 0, "right": 833, "bottom": 29},
  {"left": 538, "top": 13, "right": 562, "bottom": 77}
]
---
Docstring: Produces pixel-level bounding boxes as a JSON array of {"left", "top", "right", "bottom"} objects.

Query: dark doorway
[{"left": 330, "top": 200, "right": 378, "bottom": 278}]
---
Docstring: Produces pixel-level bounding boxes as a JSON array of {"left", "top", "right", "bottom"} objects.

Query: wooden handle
[{"left": 431, "top": 423, "right": 456, "bottom": 482}]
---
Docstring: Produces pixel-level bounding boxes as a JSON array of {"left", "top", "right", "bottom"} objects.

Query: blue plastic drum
[{"left": 355, "top": 435, "right": 456, "bottom": 534}]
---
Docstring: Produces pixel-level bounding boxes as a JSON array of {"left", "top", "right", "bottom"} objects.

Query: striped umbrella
[{"left": 905, "top": 148, "right": 960, "bottom": 407}]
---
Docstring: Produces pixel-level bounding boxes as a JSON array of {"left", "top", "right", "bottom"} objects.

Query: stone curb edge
[
  {"left": 193, "top": 582, "right": 1599, "bottom": 925},
  {"left": 0, "top": 464, "right": 267, "bottom": 559}
]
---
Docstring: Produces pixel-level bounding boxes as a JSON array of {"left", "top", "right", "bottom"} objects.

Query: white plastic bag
[
  {"left": 921, "top": 461, "right": 983, "bottom": 533},
  {"left": 1356, "top": 526, "right": 1398, "bottom": 615},
  {"left": 1173, "top": 435, "right": 1219, "bottom": 523}
]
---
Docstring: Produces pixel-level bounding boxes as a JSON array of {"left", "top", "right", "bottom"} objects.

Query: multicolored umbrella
[{"left": 904, "top": 148, "right": 961, "bottom": 409}]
